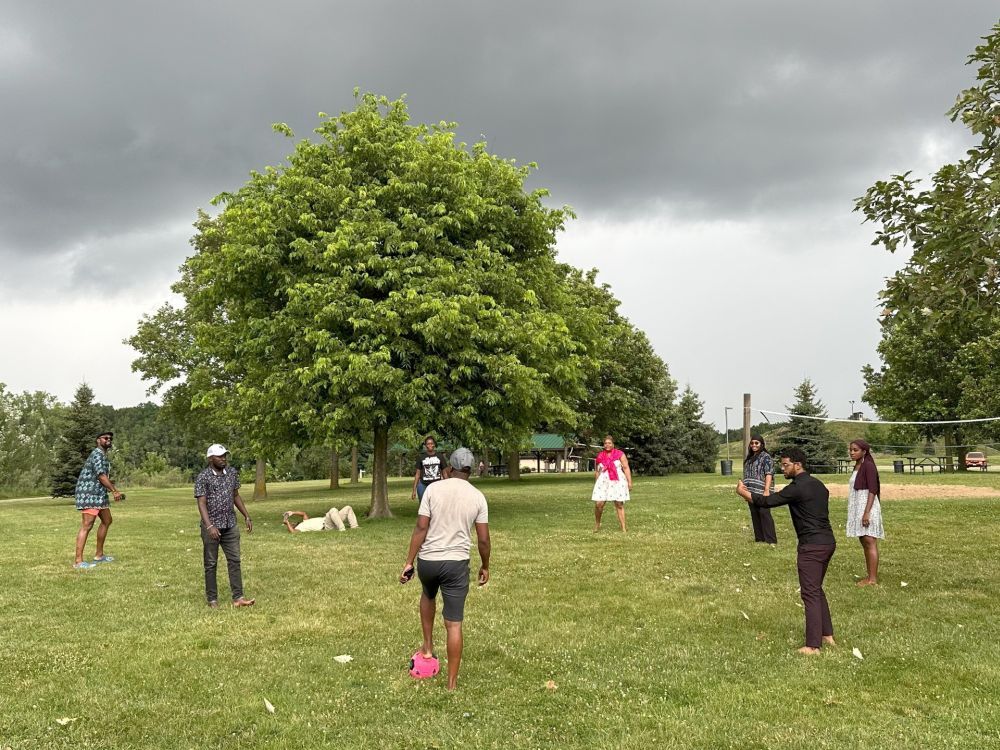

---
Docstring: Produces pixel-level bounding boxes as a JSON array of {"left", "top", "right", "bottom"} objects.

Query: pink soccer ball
[{"left": 409, "top": 652, "right": 440, "bottom": 679}]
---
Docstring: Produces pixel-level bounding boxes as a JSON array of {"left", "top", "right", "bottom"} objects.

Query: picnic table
[
  {"left": 835, "top": 458, "right": 854, "bottom": 474},
  {"left": 836, "top": 456, "right": 958, "bottom": 474},
  {"left": 902, "top": 456, "right": 954, "bottom": 473}
]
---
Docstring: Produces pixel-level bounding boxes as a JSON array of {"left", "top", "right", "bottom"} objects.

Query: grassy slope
[{"left": 1, "top": 473, "right": 998, "bottom": 749}]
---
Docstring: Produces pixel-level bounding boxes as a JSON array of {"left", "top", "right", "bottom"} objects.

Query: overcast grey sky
[{"left": 1, "top": 1, "right": 996, "bottom": 427}]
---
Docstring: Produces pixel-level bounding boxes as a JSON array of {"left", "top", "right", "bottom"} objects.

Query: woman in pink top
[{"left": 592, "top": 435, "right": 632, "bottom": 532}]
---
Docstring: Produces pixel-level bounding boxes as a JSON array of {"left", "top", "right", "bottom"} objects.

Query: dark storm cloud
[{"left": 1, "top": 0, "right": 997, "bottom": 292}]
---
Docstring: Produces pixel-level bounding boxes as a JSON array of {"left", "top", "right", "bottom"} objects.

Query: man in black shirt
[
  {"left": 737, "top": 447, "right": 836, "bottom": 655},
  {"left": 411, "top": 435, "right": 448, "bottom": 502}
]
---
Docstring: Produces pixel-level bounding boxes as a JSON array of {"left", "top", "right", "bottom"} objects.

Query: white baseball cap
[{"left": 206, "top": 444, "right": 229, "bottom": 457}]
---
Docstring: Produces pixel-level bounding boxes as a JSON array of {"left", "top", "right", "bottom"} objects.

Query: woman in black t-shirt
[{"left": 411, "top": 435, "right": 448, "bottom": 501}]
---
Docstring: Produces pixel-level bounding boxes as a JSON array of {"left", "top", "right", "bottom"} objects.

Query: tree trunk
[
  {"left": 253, "top": 458, "right": 267, "bottom": 500},
  {"left": 330, "top": 447, "right": 340, "bottom": 489},
  {"left": 942, "top": 427, "right": 955, "bottom": 473},
  {"left": 955, "top": 428, "right": 967, "bottom": 472},
  {"left": 506, "top": 448, "right": 521, "bottom": 482},
  {"left": 368, "top": 424, "right": 393, "bottom": 518},
  {"left": 351, "top": 444, "right": 359, "bottom": 483}
]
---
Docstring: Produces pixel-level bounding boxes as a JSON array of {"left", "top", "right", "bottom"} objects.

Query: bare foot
[
  {"left": 797, "top": 646, "right": 821, "bottom": 655},
  {"left": 856, "top": 578, "right": 877, "bottom": 587},
  {"left": 593, "top": 524, "right": 601, "bottom": 533},
  {"left": 620, "top": 527, "right": 627, "bottom": 533},
  {"left": 822, "top": 636, "right": 836, "bottom": 646}
]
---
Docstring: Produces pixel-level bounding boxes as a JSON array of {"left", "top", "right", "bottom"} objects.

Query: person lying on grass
[{"left": 283, "top": 507, "right": 359, "bottom": 532}]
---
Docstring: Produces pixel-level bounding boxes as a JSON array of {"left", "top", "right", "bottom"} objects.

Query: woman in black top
[
  {"left": 410, "top": 436, "right": 448, "bottom": 501},
  {"left": 742, "top": 434, "right": 777, "bottom": 543}
]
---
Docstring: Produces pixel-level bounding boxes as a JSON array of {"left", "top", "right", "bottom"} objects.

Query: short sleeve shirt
[
  {"left": 75, "top": 448, "right": 111, "bottom": 510},
  {"left": 417, "top": 478, "right": 489, "bottom": 562},
  {"left": 194, "top": 466, "right": 241, "bottom": 529},
  {"left": 295, "top": 517, "right": 326, "bottom": 532},
  {"left": 417, "top": 453, "right": 447, "bottom": 485},
  {"left": 742, "top": 453, "right": 774, "bottom": 495}
]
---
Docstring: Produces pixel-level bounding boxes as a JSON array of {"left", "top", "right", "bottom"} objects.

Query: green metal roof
[{"left": 530, "top": 433, "right": 572, "bottom": 451}]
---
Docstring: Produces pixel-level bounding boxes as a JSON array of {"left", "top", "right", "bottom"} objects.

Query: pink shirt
[{"left": 596, "top": 449, "right": 625, "bottom": 481}]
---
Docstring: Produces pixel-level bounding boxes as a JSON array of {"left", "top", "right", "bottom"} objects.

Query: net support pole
[{"left": 743, "top": 393, "right": 752, "bottom": 459}]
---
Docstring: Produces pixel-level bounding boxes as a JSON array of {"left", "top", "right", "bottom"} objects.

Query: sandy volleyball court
[
  {"left": 719, "top": 483, "right": 1000, "bottom": 499},
  {"left": 825, "top": 483, "right": 1000, "bottom": 500}
]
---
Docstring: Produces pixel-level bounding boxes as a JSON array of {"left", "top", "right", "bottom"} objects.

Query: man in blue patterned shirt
[
  {"left": 195, "top": 444, "right": 255, "bottom": 608},
  {"left": 74, "top": 431, "right": 123, "bottom": 569}
]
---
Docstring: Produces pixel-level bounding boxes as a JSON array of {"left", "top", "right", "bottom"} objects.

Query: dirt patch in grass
[{"left": 829, "top": 483, "right": 1000, "bottom": 500}]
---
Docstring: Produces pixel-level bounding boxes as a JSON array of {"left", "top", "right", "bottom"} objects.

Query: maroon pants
[{"left": 797, "top": 544, "right": 835, "bottom": 648}]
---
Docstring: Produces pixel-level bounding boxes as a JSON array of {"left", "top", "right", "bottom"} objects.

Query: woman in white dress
[
  {"left": 592, "top": 435, "right": 632, "bottom": 533},
  {"left": 847, "top": 439, "right": 884, "bottom": 586}
]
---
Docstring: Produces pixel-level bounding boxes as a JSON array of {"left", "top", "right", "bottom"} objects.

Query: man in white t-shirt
[{"left": 400, "top": 447, "right": 490, "bottom": 691}]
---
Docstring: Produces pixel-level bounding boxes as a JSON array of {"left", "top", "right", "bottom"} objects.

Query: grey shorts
[{"left": 417, "top": 559, "right": 470, "bottom": 621}]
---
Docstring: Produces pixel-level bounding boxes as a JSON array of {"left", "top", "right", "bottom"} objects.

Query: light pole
[{"left": 849, "top": 400, "right": 856, "bottom": 419}]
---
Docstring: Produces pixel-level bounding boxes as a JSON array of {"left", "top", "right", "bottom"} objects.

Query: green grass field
[{"left": 2, "top": 472, "right": 998, "bottom": 749}]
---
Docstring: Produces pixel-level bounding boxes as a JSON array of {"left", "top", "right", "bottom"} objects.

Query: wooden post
[{"left": 743, "top": 393, "right": 752, "bottom": 459}]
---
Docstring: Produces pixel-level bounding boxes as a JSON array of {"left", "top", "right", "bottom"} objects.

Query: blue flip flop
[
  {"left": 94, "top": 555, "right": 115, "bottom": 563},
  {"left": 73, "top": 561, "right": 97, "bottom": 569}
]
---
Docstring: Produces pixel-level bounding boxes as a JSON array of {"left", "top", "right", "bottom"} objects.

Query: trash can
[
  {"left": 721, "top": 460, "right": 733, "bottom": 476},
  {"left": 893, "top": 460, "right": 904, "bottom": 474}
]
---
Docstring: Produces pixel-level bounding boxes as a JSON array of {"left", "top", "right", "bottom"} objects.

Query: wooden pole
[{"left": 743, "top": 393, "right": 752, "bottom": 459}]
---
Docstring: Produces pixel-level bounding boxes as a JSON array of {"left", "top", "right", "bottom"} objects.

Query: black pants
[
  {"left": 201, "top": 525, "right": 244, "bottom": 602},
  {"left": 797, "top": 543, "right": 835, "bottom": 648},
  {"left": 749, "top": 504, "right": 777, "bottom": 543}
]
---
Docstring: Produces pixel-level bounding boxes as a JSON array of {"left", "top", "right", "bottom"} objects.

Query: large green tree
[
  {"left": 777, "top": 379, "right": 842, "bottom": 473},
  {"left": 562, "top": 268, "right": 675, "bottom": 445},
  {"left": 50, "top": 383, "right": 103, "bottom": 498},
  {"left": 129, "top": 212, "right": 303, "bottom": 499},
  {"left": 131, "top": 93, "right": 588, "bottom": 516},
  {"left": 672, "top": 386, "right": 719, "bottom": 473},
  {"left": 559, "top": 266, "right": 719, "bottom": 475},
  {"left": 856, "top": 21, "right": 1000, "bottom": 462},
  {"left": 0, "top": 385, "right": 61, "bottom": 498}
]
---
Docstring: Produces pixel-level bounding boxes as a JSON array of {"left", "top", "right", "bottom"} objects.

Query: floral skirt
[
  {"left": 846, "top": 489, "right": 884, "bottom": 538},
  {"left": 591, "top": 473, "right": 629, "bottom": 502}
]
